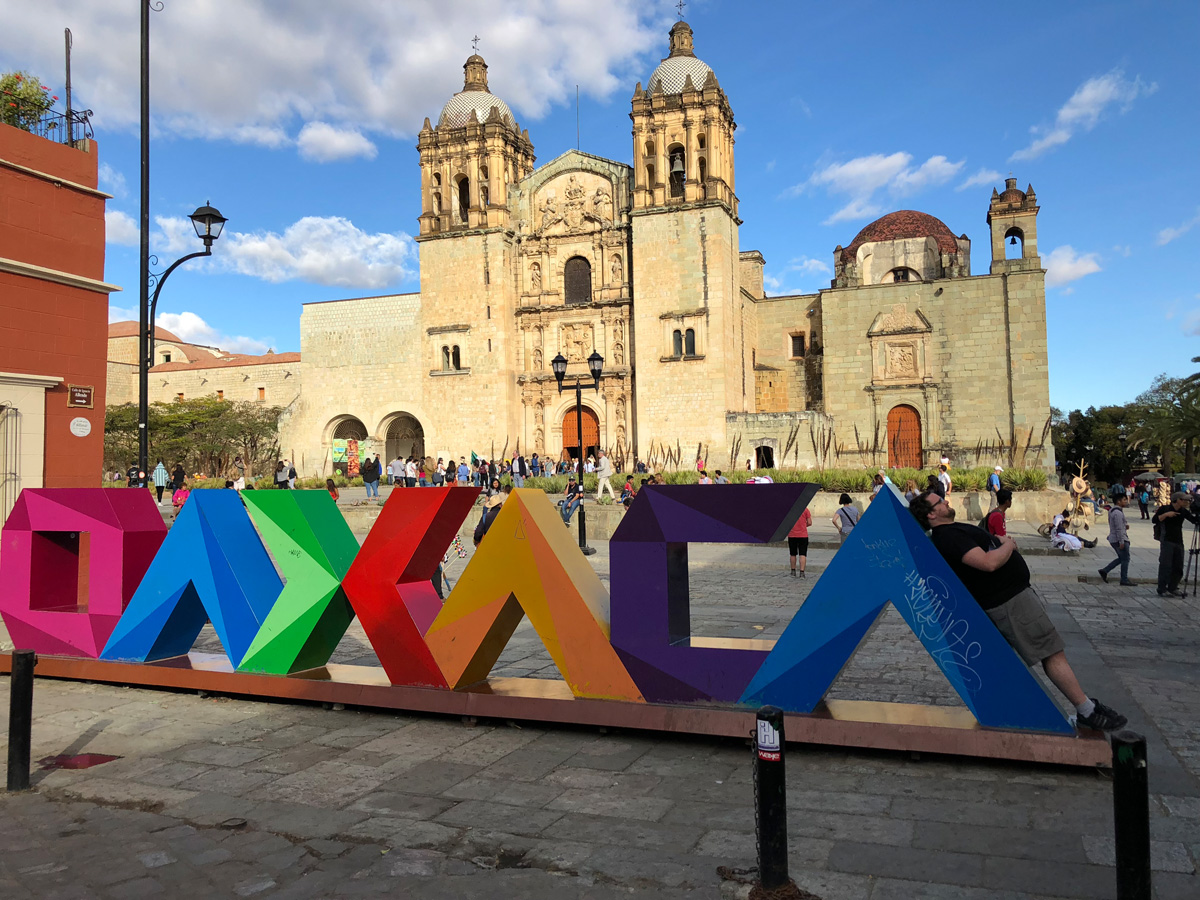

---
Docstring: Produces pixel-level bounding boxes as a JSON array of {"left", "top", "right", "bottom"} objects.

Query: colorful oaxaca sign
[{"left": 0, "top": 485, "right": 1072, "bottom": 738}]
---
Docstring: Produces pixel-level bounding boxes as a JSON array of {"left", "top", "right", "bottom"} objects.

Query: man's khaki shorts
[{"left": 985, "top": 586, "right": 1065, "bottom": 666}]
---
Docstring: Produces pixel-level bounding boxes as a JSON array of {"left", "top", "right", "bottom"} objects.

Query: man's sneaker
[
  {"left": 1119, "top": 581, "right": 1135, "bottom": 587},
  {"left": 1098, "top": 569, "right": 1109, "bottom": 584},
  {"left": 1077, "top": 699, "right": 1127, "bottom": 732}
]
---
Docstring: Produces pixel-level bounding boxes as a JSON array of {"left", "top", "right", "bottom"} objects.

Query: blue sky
[{"left": 6, "top": 1, "right": 1198, "bottom": 412}]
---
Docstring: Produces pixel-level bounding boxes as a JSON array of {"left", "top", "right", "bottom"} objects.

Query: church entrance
[
  {"left": 561, "top": 406, "right": 600, "bottom": 463},
  {"left": 887, "top": 405, "right": 922, "bottom": 469},
  {"left": 385, "top": 414, "right": 425, "bottom": 465}
]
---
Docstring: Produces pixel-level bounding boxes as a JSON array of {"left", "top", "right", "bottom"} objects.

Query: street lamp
[
  {"left": 136, "top": 202, "right": 227, "bottom": 482},
  {"left": 553, "top": 350, "right": 604, "bottom": 555}
]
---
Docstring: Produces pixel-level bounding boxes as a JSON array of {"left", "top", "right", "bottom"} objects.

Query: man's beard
[{"left": 944, "top": 506, "right": 956, "bottom": 521}]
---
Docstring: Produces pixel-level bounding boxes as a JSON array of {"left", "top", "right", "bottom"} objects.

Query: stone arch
[
  {"left": 455, "top": 174, "right": 470, "bottom": 223},
  {"left": 1004, "top": 226, "right": 1025, "bottom": 260},
  {"left": 382, "top": 412, "right": 426, "bottom": 464},
  {"left": 553, "top": 395, "right": 604, "bottom": 462},
  {"left": 667, "top": 142, "right": 685, "bottom": 197},
  {"left": 327, "top": 415, "right": 368, "bottom": 443}
]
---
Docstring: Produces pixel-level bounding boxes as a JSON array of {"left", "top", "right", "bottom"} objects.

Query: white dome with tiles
[{"left": 438, "top": 54, "right": 517, "bottom": 130}]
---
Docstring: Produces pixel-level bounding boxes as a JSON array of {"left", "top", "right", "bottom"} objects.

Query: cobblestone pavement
[{"left": 2, "top": 536, "right": 1198, "bottom": 899}]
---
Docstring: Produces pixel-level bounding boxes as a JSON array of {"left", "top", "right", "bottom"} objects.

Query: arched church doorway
[
  {"left": 385, "top": 414, "right": 425, "bottom": 464},
  {"left": 887, "top": 405, "right": 922, "bottom": 469},
  {"left": 561, "top": 406, "right": 600, "bottom": 463},
  {"left": 755, "top": 445, "right": 775, "bottom": 469}
]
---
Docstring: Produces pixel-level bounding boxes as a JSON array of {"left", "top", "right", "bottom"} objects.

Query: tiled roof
[
  {"left": 108, "top": 321, "right": 183, "bottom": 342},
  {"left": 647, "top": 56, "right": 714, "bottom": 94},
  {"left": 439, "top": 91, "right": 516, "bottom": 129},
  {"left": 841, "top": 210, "right": 960, "bottom": 261},
  {"left": 151, "top": 352, "right": 300, "bottom": 373}
]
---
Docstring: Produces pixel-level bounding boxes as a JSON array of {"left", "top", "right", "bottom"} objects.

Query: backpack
[{"left": 1152, "top": 519, "right": 1162, "bottom": 542}]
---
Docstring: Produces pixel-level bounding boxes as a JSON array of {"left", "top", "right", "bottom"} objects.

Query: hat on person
[
  {"left": 994, "top": 466, "right": 1003, "bottom": 472},
  {"left": 1172, "top": 491, "right": 1192, "bottom": 502},
  {"left": 568, "top": 473, "right": 577, "bottom": 481},
  {"left": 485, "top": 494, "right": 504, "bottom": 509}
]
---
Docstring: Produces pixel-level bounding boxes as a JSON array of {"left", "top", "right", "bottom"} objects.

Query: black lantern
[
  {"left": 189, "top": 202, "right": 227, "bottom": 246},
  {"left": 551, "top": 352, "right": 568, "bottom": 388},
  {"left": 587, "top": 350, "right": 604, "bottom": 386}
]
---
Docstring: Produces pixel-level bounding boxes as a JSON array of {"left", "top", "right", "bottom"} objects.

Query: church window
[
  {"left": 216, "top": 390, "right": 224, "bottom": 401},
  {"left": 177, "top": 392, "right": 184, "bottom": 401},
  {"left": 257, "top": 387, "right": 265, "bottom": 401},
  {"left": 432, "top": 173, "right": 441, "bottom": 186},
  {"left": 644, "top": 140, "right": 655, "bottom": 158},
  {"left": 162, "top": 353, "right": 171, "bottom": 363},
  {"left": 668, "top": 144, "right": 685, "bottom": 198},
  {"left": 564, "top": 257, "right": 592, "bottom": 305},
  {"left": 684, "top": 328, "right": 696, "bottom": 356},
  {"left": 432, "top": 192, "right": 442, "bottom": 216},
  {"left": 645, "top": 163, "right": 655, "bottom": 189},
  {"left": 697, "top": 133, "right": 706, "bottom": 150},
  {"left": 456, "top": 176, "right": 469, "bottom": 223},
  {"left": 479, "top": 164, "right": 488, "bottom": 181},
  {"left": 790, "top": 333, "right": 806, "bottom": 358},
  {"left": 698, "top": 157, "right": 707, "bottom": 198},
  {"left": 672, "top": 329, "right": 683, "bottom": 357},
  {"left": 887, "top": 267, "right": 919, "bottom": 284},
  {"left": 452, "top": 345, "right": 462, "bottom": 370},
  {"left": 480, "top": 185, "right": 489, "bottom": 207},
  {"left": 442, "top": 345, "right": 451, "bottom": 371}
]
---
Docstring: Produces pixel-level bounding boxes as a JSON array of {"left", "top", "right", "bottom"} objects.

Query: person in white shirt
[
  {"left": 389, "top": 456, "right": 404, "bottom": 486},
  {"left": 595, "top": 451, "right": 615, "bottom": 500},
  {"left": 405, "top": 458, "right": 418, "bottom": 487}
]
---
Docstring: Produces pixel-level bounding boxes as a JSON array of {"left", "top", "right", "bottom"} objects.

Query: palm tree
[{"left": 1129, "top": 405, "right": 1179, "bottom": 475}]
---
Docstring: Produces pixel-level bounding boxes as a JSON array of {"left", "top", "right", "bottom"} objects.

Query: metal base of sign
[{"left": 0, "top": 652, "right": 1110, "bottom": 768}]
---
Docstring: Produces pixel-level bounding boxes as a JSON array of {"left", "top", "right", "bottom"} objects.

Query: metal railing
[{"left": 1, "top": 91, "right": 94, "bottom": 145}]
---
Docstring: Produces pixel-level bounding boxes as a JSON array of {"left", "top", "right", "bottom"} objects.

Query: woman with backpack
[
  {"left": 1137, "top": 484, "right": 1151, "bottom": 520},
  {"left": 832, "top": 494, "right": 859, "bottom": 542}
]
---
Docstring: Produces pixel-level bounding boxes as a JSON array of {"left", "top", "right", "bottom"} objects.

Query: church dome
[
  {"left": 645, "top": 21, "right": 715, "bottom": 93},
  {"left": 840, "top": 210, "right": 960, "bottom": 261},
  {"left": 438, "top": 53, "right": 517, "bottom": 130}
]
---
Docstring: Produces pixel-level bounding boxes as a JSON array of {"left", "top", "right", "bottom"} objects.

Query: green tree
[{"left": 1, "top": 71, "right": 57, "bottom": 132}]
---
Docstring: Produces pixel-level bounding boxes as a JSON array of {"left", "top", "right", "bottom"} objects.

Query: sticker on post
[{"left": 757, "top": 719, "right": 781, "bottom": 761}]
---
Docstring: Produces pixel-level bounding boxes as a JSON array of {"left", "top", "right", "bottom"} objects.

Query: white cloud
[
  {"left": 105, "top": 210, "right": 139, "bottom": 246},
  {"left": 956, "top": 168, "right": 1002, "bottom": 192},
  {"left": 1010, "top": 69, "right": 1157, "bottom": 161},
  {"left": 891, "top": 155, "right": 963, "bottom": 195},
  {"left": 153, "top": 215, "right": 199, "bottom": 256},
  {"left": 763, "top": 255, "right": 831, "bottom": 295},
  {"left": 98, "top": 162, "right": 127, "bottom": 198},
  {"left": 787, "top": 152, "right": 964, "bottom": 224},
  {"left": 108, "top": 304, "right": 138, "bottom": 323},
  {"left": 1044, "top": 246, "right": 1102, "bottom": 288},
  {"left": 155, "top": 311, "right": 272, "bottom": 355},
  {"left": 297, "top": 122, "right": 378, "bottom": 162},
  {"left": 1157, "top": 208, "right": 1200, "bottom": 245},
  {"left": 1112, "top": 244, "right": 1132, "bottom": 257},
  {"left": 1, "top": 2, "right": 667, "bottom": 157}
]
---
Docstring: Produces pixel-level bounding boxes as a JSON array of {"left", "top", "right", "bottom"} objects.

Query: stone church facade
[{"left": 275, "top": 20, "right": 1054, "bottom": 476}]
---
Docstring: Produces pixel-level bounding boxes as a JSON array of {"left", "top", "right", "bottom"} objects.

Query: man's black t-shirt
[
  {"left": 929, "top": 522, "right": 1031, "bottom": 610},
  {"left": 1151, "top": 504, "right": 1200, "bottom": 545}
]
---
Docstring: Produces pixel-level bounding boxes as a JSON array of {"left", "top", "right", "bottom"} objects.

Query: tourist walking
[
  {"left": 908, "top": 492, "right": 1127, "bottom": 732},
  {"left": 362, "top": 455, "right": 380, "bottom": 498},
  {"left": 1137, "top": 484, "right": 1151, "bottom": 520},
  {"left": 787, "top": 506, "right": 812, "bottom": 577},
  {"left": 389, "top": 455, "right": 404, "bottom": 486},
  {"left": 274, "top": 461, "right": 290, "bottom": 489},
  {"left": 151, "top": 460, "right": 169, "bottom": 504},
  {"left": 405, "top": 457, "right": 418, "bottom": 488},
  {"left": 985, "top": 489, "right": 1011, "bottom": 537},
  {"left": 232, "top": 455, "right": 246, "bottom": 491},
  {"left": 832, "top": 494, "right": 859, "bottom": 542},
  {"left": 514, "top": 454, "right": 528, "bottom": 488},
  {"left": 286, "top": 460, "right": 297, "bottom": 489},
  {"left": 1098, "top": 494, "right": 1133, "bottom": 586},
  {"left": 987, "top": 466, "right": 1003, "bottom": 509},
  {"left": 171, "top": 463, "right": 186, "bottom": 492},
  {"left": 938, "top": 464, "right": 952, "bottom": 495},
  {"left": 595, "top": 451, "right": 615, "bottom": 499},
  {"left": 1152, "top": 492, "right": 1200, "bottom": 597}
]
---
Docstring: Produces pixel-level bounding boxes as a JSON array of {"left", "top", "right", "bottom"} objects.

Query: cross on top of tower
[
  {"left": 675, "top": 0, "right": 686, "bottom": 19},
  {"left": 471, "top": 35, "right": 481, "bottom": 53}
]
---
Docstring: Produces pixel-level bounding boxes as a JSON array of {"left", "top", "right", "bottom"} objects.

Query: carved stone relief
[
  {"left": 560, "top": 323, "right": 595, "bottom": 362},
  {"left": 884, "top": 342, "right": 918, "bottom": 379},
  {"left": 534, "top": 173, "right": 614, "bottom": 236},
  {"left": 530, "top": 262, "right": 542, "bottom": 292}
]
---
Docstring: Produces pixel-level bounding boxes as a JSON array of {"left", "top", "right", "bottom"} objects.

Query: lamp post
[
  {"left": 552, "top": 350, "right": 603, "bottom": 556},
  {"left": 136, "top": 204, "right": 227, "bottom": 481}
]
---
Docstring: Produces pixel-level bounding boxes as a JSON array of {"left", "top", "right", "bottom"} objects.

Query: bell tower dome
[
  {"left": 416, "top": 53, "right": 535, "bottom": 237},
  {"left": 987, "top": 177, "right": 1040, "bottom": 274},
  {"left": 629, "top": 20, "right": 736, "bottom": 214}
]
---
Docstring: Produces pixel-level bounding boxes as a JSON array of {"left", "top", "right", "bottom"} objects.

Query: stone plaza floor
[{"left": 1, "top": 519, "right": 1198, "bottom": 898}]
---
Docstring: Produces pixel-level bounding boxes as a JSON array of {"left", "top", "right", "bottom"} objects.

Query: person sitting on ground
[
  {"left": 325, "top": 478, "right": 339, "bottom": 501},
  {"left": 620, "top": 476, "right": 636, "bottom": 508},
  {"left": 908, "top": 491, "right": 1127, "bottom": 732},
  {"left": 1051, "top": 510, "right": 1097, "bottom": 551},
  {"left": 560, "top": 474, "right": 585, "bottom": 525},
  {"left": 985, "top": 489, "right": 1012, "bottom": 537}
]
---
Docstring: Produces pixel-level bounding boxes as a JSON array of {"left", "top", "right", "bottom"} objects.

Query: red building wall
[{"left": 0, "top": 123, "right": 114, "bottom": 486}]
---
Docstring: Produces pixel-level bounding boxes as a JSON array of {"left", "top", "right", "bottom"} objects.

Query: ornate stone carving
[
  {"left": 885, "top": 343, "right": 917, "bottom": 378},
  {"left": 610, "top": 254, "right": 622, "bottom": 284},
  {"left": 530, "top": 262, "right": 542, "bottom": 292},
  {"left": 869, "top": 303, "right": 930, "bottom": 335},
  {"left": 533, "top": 347, "right": 543, "bottom": 370},
  {"left": 534, "top": 173, "right": 614, "bottom": 235},
  {"left": 612, "top": 342, "right": 625, "bottom": 365},
  {"left": 560, "top": 323, "right": 595, "bottom": 362}
]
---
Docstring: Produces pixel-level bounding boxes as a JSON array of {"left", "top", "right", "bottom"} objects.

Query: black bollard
[
  {"left": 1111, "top": 730, "right": 1151, "bottom": 900},
  {"left": 755, "top": 705, "right": 789, "bottom": 890},
  {"left": 6, "top": 649, "right": 36, "bottom": 792}
]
